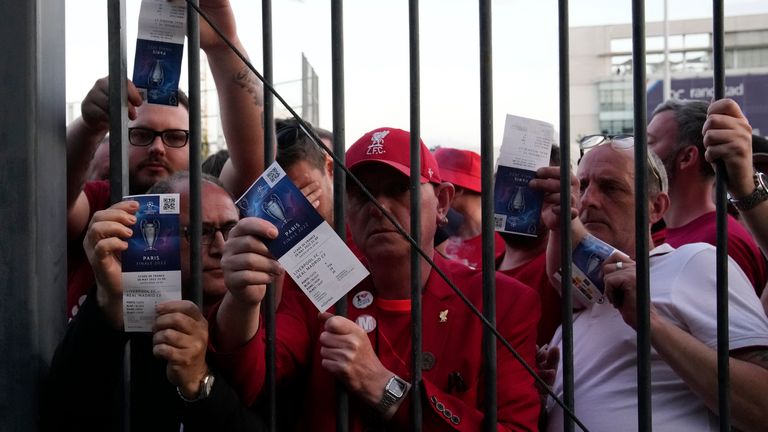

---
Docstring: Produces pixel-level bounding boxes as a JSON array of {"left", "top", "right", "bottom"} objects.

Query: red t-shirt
[
  {"left": 499, "top": 252, "right": 562, "bottom": 346},
  {"left": 665, "top": 212, "right": 767, "bottom": 295},
  {"left": 443, "top": 232, "right": 505, "bottom": 270},
  {"left": 67, "top": 180, "right": 111, "bottom": 318},
  {"left": 210, "top": 254, "right": 541, "bottom": 431}
]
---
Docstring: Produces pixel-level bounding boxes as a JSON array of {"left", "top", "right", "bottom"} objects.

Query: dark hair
[
  {"left": 176, "top": 89, "right": 190, "bottom": 110},
  {"left": 202, "top": 149, "right": 230, "bottom": 178},
  {"left": 652, "top": 99, "right": 712, "bottom": 177},
  {"left": 147, "top": 171, "right": 230, "bottom": 199},
  {"left": 275, "top": 118, "right": 328, "bottom": 173}
]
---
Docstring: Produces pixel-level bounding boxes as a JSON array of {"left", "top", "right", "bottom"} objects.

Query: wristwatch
[
  {"left": 177, "top": 373, "right": 215, "bottom": 403},
  {"left": 729, "top": 171, "right": 768, "bottom": 211},
  {"left": 377, "top": 375, "right": 410, "bottom": 414}
]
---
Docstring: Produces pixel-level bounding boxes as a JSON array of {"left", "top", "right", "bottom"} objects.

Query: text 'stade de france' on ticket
[
  {"left": 122, "top": 194, "right": 182, "bottom": 332},
  {"left": 236, "top": 162, "right": 369, "bottom": 312},
  {"left": 133, "top": 0, "right": 186, "bottom": 106},
  {"left": 494, "top": 114, "right": 555, "bottom": 237}
]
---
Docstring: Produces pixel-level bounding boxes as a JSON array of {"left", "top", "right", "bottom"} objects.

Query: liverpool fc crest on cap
[{"left": 367, "top": 130, "right": 389, "bottom": 155}]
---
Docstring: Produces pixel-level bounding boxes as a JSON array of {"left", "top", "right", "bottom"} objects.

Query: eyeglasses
[
  {"left": 579, "top": 134, "right": 634, "bottom": 156},
  {"left": 183, "top": 223, "right": 237, "bottom": 245},
  {"left": 578, "top": 134, "right": 666, "bottom": 193},
  {"left": 128, "top": 127, "right": 190, "bottom": 148}
]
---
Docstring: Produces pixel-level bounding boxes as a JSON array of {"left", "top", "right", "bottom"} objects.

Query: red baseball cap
[
  {"left": 433, "top": 147, "right": 481, "bottom": 193},
  {"left": 346, "top": 127, "right": 441, "bottom": 185}
]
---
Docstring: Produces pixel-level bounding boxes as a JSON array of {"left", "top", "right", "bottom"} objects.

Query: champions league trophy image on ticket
[
  {"left": 262, "top": 194, "right": 290, "bottom": 227},
  {"left": 141, "top": 219, "right": 160, "bottom": 251},
  {"left": 507, "top": 186, "right": 526, "bottom": 214}
]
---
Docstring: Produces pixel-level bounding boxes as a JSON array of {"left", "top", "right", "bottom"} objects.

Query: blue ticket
[
  {"left": 236, "top": 162, "right": 369, "bottom": 311},
  {"left": 567, "top": 234, "right": 618, "bottom": 306},
  {"left": 121, "top": 193, "right": 182, "bottom": 332},
  {"left": 493, "top": 165, "right": 544, "bottom": 236},
  {"left": 132, "top": 0, "right": 186, "bottom": 106}
]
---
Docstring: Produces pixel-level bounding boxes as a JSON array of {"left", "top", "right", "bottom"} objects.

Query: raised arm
[
  {"left": 703, "top": 99, "right": 768, "bottom": 256},
  {"left": 529, "top": 166, "right": 586, "bottom": 290},
  {"left": 198, "top": 0, "right": 267, "bottom": 197},
  {"left": 67, "top": 78, "right": 143, "bottom": 239}
]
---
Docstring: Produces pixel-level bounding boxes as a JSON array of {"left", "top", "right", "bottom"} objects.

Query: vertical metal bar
[
  {"left": 108, "top": 0, "right": 129, "bottom": 204},
  {"left": 478, "top": 0, "right": 496, "bottom": 430},
  {"left": 408, "top": 0, "right": 423, "bottom": 430},
  {"left": 711, "top": 1, "right": 730, "bottom": 430},
  {"left": 557, "top": 1, "right": 575, "bottom": 431},
  {"left": 187, "top": 0, "right": 203, "bottom": 310},
  {"left": 261, "top": 1, "right": 277, "bottom": 430},
  {"left": 330, "top": 2, "right": 349, "bottom": 429},
  {"left": 631, "top": 0, "right": 652, "bottom": 430},
  {"left": 0, "top": 0, "right": 66, "bottom": 429},
  {"left": 107, "top": 2, "right": 130, "bottom": 430}
]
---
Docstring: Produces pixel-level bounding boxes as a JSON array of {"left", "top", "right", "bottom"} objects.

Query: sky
[{"left": 66, "top": 0, "right": 768, "bottom": 153}]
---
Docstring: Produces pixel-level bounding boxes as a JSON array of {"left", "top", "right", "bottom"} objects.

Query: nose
[
  {"left": 147, "top": 135, "right": 166, "bottom": 157},
  {"left": 579, "top": 183, "right": 600, "bottom": 210},
  {"left": 207, "top": 230, "right": 226, "bottom": 256}
]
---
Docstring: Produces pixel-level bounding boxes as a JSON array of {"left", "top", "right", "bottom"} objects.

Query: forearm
[
  {"left": 205, "top": 41, "right": 266, "bottom": 196},
  {"left": 738, "top": 201, "right": 768, "bottom": 257},
  {"left": 67, "top": 117, "right": 107, "bottom": 208},
  {"left": 214, "top": 292, "right": 262, "bottom": 352},
  {"left": 650, "top": 314, "right": 768, "bottom": 431}
]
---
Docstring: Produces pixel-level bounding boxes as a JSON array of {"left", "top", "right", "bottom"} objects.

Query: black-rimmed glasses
[
  {"left": 182, "top": 223, "right": 237, "bottom": 245},
  {"left": 128, "top": 127, "right": 190, "bottom": 148}
]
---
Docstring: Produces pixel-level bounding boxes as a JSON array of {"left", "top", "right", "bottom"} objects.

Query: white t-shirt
[{"left": 546, "top": 243, "right": 768, "bottom": 432}]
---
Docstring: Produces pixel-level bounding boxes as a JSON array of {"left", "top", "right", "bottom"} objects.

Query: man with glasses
[
  {"left": 209, "top": 128, "right": 541, "bottom": 431},
  {"left": 647, "top": 99, "right": 767, "bottom": 294},
  {"left": 533, "top": 137, "right": 768, "bottom": 431},
  {"left": 65, "top": 0, "right": 266, "bottom": 318},
  {"left": 47, "top": 172, "right": 267, "bottom": 431}
]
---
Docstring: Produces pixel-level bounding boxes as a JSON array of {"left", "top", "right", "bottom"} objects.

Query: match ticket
[
  {"left": 558, "top": 234, "right": 619, "bottom": 306},
  {"left": 133, "top": 0, "right": 186, "bottom": 105},
  {"left": 236, "top": 162, "right": 369, "bottom": 312},
  {"left": 494, "top": 114, "right": 555, "bottom": 236},
  {"left": 121, "top": 194, "right": 182, "bottom": 332}
]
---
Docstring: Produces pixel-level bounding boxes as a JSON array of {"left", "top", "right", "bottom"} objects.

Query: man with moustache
[{"left": 66, "top": 0, "right": 266, "bottom": 318}]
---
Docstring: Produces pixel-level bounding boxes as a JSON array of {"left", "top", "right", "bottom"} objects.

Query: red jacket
[{"left": 211, "top": 254, "right": 541, "bottom": 431}]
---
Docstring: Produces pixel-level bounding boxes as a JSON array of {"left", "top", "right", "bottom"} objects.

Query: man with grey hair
[
  {"left": 532, "top": 138, "right": 768, "bottom": 431},
  {"left": 648, "top": 98, "right": 767, "bottom": 294}
]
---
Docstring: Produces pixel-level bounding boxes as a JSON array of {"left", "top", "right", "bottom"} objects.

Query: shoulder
[{"left": 84, "top": 180, "right": 111, "bottom": 210}]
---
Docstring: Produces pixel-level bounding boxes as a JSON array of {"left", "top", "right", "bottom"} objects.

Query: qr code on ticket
[
  {"left": 264, "top": 164, "right": 284, "bottom": 187},
  {"left": 162, "top": 196, "right": 178, "bottom": 213}
]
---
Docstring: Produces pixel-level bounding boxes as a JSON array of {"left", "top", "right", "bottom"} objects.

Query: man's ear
[
  {"left": 435, "top": 182, "right": 455, "bottom": 222},
  {"left": 324, "top": 154, "right": 334, "bottom": 179},
  {"left": 649, "top": 191, "right": 670, "bottom": 225},
  {"left": 677, "top": 145, "right": 699, "bottom": 171}
]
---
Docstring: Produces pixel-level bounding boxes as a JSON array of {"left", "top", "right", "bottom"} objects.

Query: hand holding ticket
[
  {"left": 121, "top": 194, "right": 182, "bottom": 332},
  {"left": 236, "top": 162, "right": 369, "bottom": 311}
]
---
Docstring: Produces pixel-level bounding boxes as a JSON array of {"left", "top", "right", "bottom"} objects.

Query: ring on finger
[{"left": 616, "top": 261, "right": 623, "bottom": 270}]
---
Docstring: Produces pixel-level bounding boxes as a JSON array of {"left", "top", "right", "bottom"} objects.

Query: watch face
[{"left": 387, "top": 377, "right": 406, "bottom": 398}]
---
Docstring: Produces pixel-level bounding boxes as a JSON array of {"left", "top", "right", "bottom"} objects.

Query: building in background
[{"left": 570, "top": 13, "right": 768, "bottom": 148}]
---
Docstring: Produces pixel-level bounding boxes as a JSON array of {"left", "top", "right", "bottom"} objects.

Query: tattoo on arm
[{"left": 234, "top": 67, "right": 263, "bottom": 108}]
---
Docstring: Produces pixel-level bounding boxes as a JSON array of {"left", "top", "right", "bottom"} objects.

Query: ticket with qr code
[
  {"left": 236, "top": 161, "right": 369, "bottom": 312},
  {"left": 494, "top": 114, "right": 555, "bottom": 237},
  {"left": 121, "top": 193, "right": 182, "bottom": 332},
  {"left": 132, "top": 0, "right": 186, "bottom": 106}
]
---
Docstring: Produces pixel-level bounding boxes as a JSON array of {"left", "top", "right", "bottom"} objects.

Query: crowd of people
[{"left": 44, "top": 0, "right": 768, "bottom": 430}]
